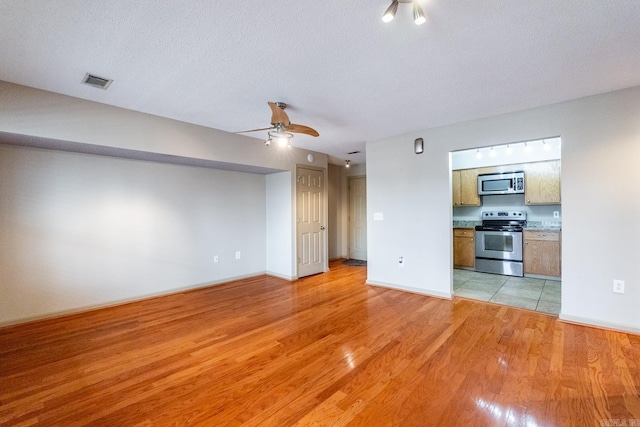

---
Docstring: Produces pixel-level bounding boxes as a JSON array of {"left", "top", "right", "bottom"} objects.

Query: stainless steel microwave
[{"left": 477, "top": 171, "right": 525, "bottom": 195}]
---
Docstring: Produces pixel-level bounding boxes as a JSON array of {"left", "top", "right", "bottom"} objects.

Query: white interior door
[
  {"left": 296, "top": 167, "right": 325, "bottom": 277},
  {"left": 348, "top": 176, "right": 367, "bottom": 260}
]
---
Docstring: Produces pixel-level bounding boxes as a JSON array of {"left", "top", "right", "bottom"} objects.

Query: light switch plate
[
  {"left": 374, "top": 212, "right": 384, "bottom": 221},
  {"left": 613, "top": 279, "right": 625, "bottom": 294}
]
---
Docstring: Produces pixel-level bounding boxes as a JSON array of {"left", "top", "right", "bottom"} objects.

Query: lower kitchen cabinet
[
  {"left": 524, "top": 230, "right": 561, "bottom": 277},
  {"left": 453, "top": 228, "right": 475, "bottom": 268}
]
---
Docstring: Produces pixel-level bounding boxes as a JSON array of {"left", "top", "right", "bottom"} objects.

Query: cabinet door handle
[
  {"left": 525, "top": 241, "right": 528, "bottom": 244},
  {"left": 470, "top": 238, "right": 474, "bottom": 242}
]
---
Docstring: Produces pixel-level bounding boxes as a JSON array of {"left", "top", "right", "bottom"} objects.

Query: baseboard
[
  {"left": 559, "top": 314, "right": 640, "bottom": 336},
  {"left": 266, "top": 271, "right": 297, "bottom": 281},
  {"left": 0, "top": 271, "right": 269, "bottom": 328},
  {"left": 525, "top": 273, "right": 561, "bottom": 281},
  {"left": 366, "top": 280, "right": 453, "bottom": 300}
]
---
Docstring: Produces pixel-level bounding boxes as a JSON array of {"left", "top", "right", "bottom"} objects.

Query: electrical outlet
[
  {"left": 553, "top": 211, "right": 560, "bottom": 218},
  {"left": 398, "top": 256, "right": 404, "bottom": 267},
  {"left": 613, "top": 280, "right": 625, "bottom": 294},
  {"left": 213, "top": 255, "right": 219, "bottom": 263},
  {"left": 235, "top": 251, "right": 241, "bottom": 260}
]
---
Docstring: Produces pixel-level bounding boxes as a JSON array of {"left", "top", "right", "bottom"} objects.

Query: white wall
[
  {"left": 0, "top": 144, "right": 267, "bottom": 325},
  {"left": 266, "top": 171, "right": 293, "bottom": 279},
  {"left": 366, "top": 86, "right": 640, "bottom": 333},
  {"left": 0, "top": 81, "right": 326, "bottom": 173},
  {"left": 0, "top": 81, "right": 332, "bottom": 325}
]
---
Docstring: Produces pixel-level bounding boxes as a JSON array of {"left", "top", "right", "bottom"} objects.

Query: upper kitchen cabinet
[
  {"left": 452, "top": 168, "right": 481, "bottom": 206},
  {"left": 525, "top": 160, "right": 561, "bottom": 205}
]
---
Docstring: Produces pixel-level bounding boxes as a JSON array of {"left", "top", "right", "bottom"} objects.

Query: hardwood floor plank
[{"left": 1, "top": 261, "right": 639, "bottom": 425}]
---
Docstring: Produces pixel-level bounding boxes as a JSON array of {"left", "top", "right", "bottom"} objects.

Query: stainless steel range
[{"left": 475, "top": 211, "right": 526, "bottom": 277}]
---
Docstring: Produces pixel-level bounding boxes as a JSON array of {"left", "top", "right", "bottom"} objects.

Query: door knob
[{"left": 320, "top": 226, "right": 326, "bottom": 230}]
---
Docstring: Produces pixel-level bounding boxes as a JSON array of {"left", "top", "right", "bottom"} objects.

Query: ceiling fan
[{"left": 237, "top": 102, "right": 319, "bottom": 148}]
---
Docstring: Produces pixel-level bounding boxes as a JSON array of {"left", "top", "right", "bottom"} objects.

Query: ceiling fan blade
[
  {"left": 268, "top": 102, "right": 291, "bottom": 126},
  {"left": 288, "top": 123, "right": 319, "bottom": 137},
  {"left": 235, "top": 126, "right": 273, "bottom": 134}
]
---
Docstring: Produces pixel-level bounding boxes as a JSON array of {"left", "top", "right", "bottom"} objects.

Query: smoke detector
[{"left": 82, "top": 73, "right": 113, "bottom": 90}]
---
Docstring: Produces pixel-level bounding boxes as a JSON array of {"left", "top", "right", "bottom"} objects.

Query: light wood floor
[{"left": 2, "top": 260, "right": 639, "bottom": 426}]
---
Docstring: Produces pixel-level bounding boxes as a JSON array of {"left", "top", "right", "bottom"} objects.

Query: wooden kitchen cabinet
[
  {"left": 525, "top": 160, "right": 561, "bottom": 205},
  {"left": 452, "top": 170, "right": 461, "bottom": 206},
  {"left": 452, "top": 169, "right": 481, "bottom": 207},
  {"left": 453, "top": 228, "right": 475, "bottom": 268},
  {"left": 524, "top": 230, "right": 561, "bottom": 277}
]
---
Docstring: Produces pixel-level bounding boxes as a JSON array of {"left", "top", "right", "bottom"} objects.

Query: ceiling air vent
[
  {"left": 347, "top": 151, "right": 361, "bottom": 155},
  {"left": 82, "top": 73, "right": 113, "bottom": 90}
]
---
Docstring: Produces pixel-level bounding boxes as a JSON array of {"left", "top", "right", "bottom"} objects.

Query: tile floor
[{"left": 453, "top": 269, "right": 561, "bottom": 315}]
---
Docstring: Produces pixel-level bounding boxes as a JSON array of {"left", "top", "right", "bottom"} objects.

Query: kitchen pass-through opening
[{"left": 451, "top": 137, "right": 562, "bottom": 315}]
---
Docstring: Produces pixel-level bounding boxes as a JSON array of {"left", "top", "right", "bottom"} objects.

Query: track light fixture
[
  {"left": 413, "top": 3, "right": 426, "bottom": 25},
  {"left": 382, "top": 0, "right": 426, "bottom": 25},
  {"left": 382, "top": 0, "right": 398, "bottom": 22}
]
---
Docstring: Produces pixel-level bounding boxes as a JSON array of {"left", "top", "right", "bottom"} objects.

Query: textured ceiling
[{"left": 1, "top": 1, "right": 640, "bottom": 165}]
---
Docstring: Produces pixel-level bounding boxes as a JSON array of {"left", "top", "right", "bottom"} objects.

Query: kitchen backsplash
[{"left": 453, "top": 194, "right": 561, "bottom": 225}]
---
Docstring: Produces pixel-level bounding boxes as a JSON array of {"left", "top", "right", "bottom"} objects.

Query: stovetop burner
[{"left": 475, "top": 211, "right": 527, "bottom": 232}]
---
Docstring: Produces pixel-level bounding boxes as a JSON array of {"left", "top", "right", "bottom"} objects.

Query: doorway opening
[
  {"left": 348, "top": 176, "right": 367, "bottom": 262},
  {"left": 451, "top": 137, "right": 562, "bottom": 315}
]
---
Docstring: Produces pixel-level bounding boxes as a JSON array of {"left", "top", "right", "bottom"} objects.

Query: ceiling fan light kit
[
  {"left": 238, "top": 101, "right": 319, "bottom": 149},
  {"left": 267, "top": 127, "right": 294, "bottom": 148},
  {"left": 382, "top": 0, "right": 426, "bottom": 25}
]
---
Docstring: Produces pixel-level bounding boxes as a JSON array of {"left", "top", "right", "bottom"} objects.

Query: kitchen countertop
[
  {"left": 525, "top": 221, "right": 562, "bottom": 231},
  {"left": 452, "top": 220, "right": 480, "bottom": 228}
]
